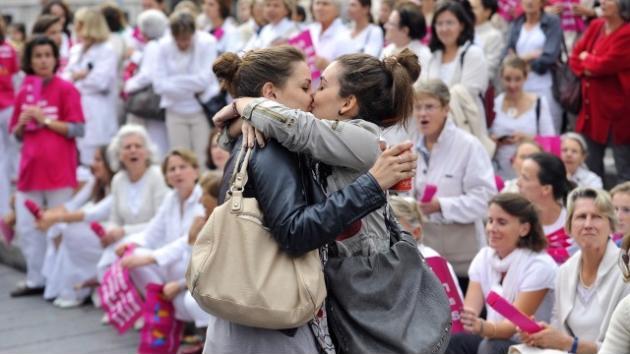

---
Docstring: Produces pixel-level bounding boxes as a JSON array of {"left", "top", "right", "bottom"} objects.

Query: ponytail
[{"left": 527, "top": 152, "right": 576, "bottom": 205}]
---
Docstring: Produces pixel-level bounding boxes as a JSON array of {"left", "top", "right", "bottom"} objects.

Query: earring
[{"left": 337, "top": 109, "right": 343, "bottom": 116}]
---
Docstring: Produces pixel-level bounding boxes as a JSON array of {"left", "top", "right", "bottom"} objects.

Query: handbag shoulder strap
[{"left": 228, "top": 147, "right": 253, "bottom": 211}]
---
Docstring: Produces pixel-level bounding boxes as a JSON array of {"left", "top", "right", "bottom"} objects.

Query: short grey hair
[
  {"left": 107, "top": 124, "right": 159, "bottom": 172},
  {"left": 138, "top": 9, "right": 168, "bottom": 40},
  {"left": 561, "top": 132, "right": 589, "bottom": 156},
  {"left": 565, "top": 187, "right": 617, "bottom": 235},
  {"left": 414, "top": 79, "right": 451, "bottom": 106}
]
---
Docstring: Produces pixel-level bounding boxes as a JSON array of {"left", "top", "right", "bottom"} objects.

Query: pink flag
[
  {"left": 535, "top": 135, "right": 562, "bottom": 157},
  {"left": 487, "top": 290, "right": 543, "bottom": 334},
  {"left": 287, "top": 30, "right": 321, "bottom": 81},
  {"left": 420, "top": 184, "right": 438, "bottom": 203},
  {"left": 425, "top": 256, "right": 464, "bottom": 333},
  {"left": 138, "top": 283, "right": 183, "bottom": 354},
  {"left": 98, "top": 246, "right": 144, "bottom": 334},
  {"left": 90, "top": 222, "right": 106, "bottom": 239},
  {"left": 24, "top": 199, "right": 43, "bottom": 220}
]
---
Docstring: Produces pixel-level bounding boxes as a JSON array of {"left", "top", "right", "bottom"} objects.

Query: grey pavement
[{"left": 0, "top": 264, "right": 139, "bottom": 354}]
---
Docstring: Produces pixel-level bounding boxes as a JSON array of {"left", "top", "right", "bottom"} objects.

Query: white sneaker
[{"left": 53, "top": 298, "right": 83, "bottom": 308}]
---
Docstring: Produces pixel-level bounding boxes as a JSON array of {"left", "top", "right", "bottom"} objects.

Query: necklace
[{"left": 507, "top": 107, "right": 518, "bottom": 118}]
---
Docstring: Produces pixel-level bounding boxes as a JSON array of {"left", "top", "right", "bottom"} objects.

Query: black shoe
[{"left": 10, "top": 284, "right": 45, "bottom": 297}]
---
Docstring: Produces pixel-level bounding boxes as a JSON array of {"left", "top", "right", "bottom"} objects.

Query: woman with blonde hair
[
  {"left": 63, "top": 7, "right": 119, "bottom": 166},
  {"left": 611, "top": 182, "right": 630, "bottom": 244}
]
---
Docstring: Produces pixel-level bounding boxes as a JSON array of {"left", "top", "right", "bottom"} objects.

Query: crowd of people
[{"left": 0, "top": 0, "right": 629, "bottom": 353}]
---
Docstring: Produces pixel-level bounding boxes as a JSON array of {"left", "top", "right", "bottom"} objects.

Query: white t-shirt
[
  {"left": 567, "top": 281, "right": 605, "bottom": 342},
  {"left": 438, "top": 60, "right": 457, "bottom": 85},
  {"left": 348, "top": 24, "right": 384, "bottom": 58},
  {"left": 516, "top": 24, "right": 552, "bottom": 92},
  {"left": 491, "top": 94, "right": 555, "bottom": 179},
  {"left": 543, "top": 208, "right": 567, "bottom": 235},
  {"left": 469, "top": 247, "right": 557, "bottom": 322}
]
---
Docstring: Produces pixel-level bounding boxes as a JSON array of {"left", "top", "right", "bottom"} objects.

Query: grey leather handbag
[{"left": 324, "top": 210, "right": 452, "bottom": 354}]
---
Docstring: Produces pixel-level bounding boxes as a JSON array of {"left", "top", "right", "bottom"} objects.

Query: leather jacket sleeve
[{"left": 225, "top": 139, "right": 386, "bottom": 256}]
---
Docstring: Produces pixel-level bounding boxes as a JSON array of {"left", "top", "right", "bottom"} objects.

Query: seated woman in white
[
  {"left": 37, "top": 146, "right": 114, "bottom": 308},
  {"left": 347, "top": 0, "right": 384, "bottom": 57},
  {"left": 518, "top": 188, "right": 630, "bottom": 354},
  {"left": 501, "top": 140, "right": 542, "bottom": 193},
  {"left": 244, "top": 0, "right": 299, "bottom": 51},
  {"left": 446, "top": 193, "right": 557, "bottom": 354},
  {"left": 560, "top": 132, "right": 603, "bottom": 189},
  {"left": 116, "top": 149, "right": 207, "bottom": 326},
  {"left": 97, "top": 125, "right": 168, "bottom": 280}
]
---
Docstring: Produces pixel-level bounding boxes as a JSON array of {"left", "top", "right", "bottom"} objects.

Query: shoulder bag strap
[
  {"left": 228, "top": 147, "right": 253, "bottom": 211},
  {"left": 535, "top": 96, "right": 541, "bottom": 134}
]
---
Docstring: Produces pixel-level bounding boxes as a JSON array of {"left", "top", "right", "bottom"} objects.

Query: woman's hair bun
[
  {"left": 213, "top": 52, "right": 242, "bottom": 96},
  {"left": 392, "top": 48, "right": 421, "bottom": 83}
]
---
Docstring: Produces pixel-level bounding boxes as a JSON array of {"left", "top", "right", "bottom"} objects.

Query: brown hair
[
  {"left": 41, "top": 0, "right": 73, "bottom": 36},
  {"left": 21, "top": 35, "right": 60, "bottom": 75},
  {"left": 169, "top": 10, "right": 196, "bottom": 37},
  {"left": 213, "top": 45, "right": 305, "bottom": 97},
  {"left": 500, "top": 55, "right": 529, "bottom": 78},
  {"left": 161, "top": 148, "right": 200, "bottom": 187},
  {"left": 490, "top": 193, "right": 547, "bottom": 252},
  {"left": 31, "top": 14, "right": 62, "bottom": 35},
  {"left": 336, "top": 48, "right": 420, "bottom": 128},
  {"left": 199, "top": 171, "right": 223, "bottom": 199},
  {"left": 91, "top": 145, "right": 115, "bottom": 203},
  {"left": 216, "top": 0, "right": 234, "bottom": 19}
]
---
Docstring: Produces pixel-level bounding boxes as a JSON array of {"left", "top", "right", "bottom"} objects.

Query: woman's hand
[
  {"left": 114, "top": 241, "right": 139, "bottom": 257},
  {"left": 579, "top": 51, "right": 589, "bottom": 61},
  {"left": 522, "top": 323, "right": 573, "bottom": 350},
  {"left": 461, "top": 307, "right": 483, "bottom": 334},
  {"left": 212, "top": 104, "right": 240, "bottom": 130},
  {"left": 162, "top": 281, "right": 183, "bottom": 300},
  {"left": 545, "top": 4, "right": 563, "bottom": 15},
  {"left": 314, "top": 56, "right": 330, "bottom": 71},
  {"left": 23, "top": 106, "right": 46, "bottom": 125},
  {"left": 419, "top": 199, "right": 441, "bottom": 215},
  {"left": 572, "top": 4, "right": 596, "bottom": 17},
  {"left": 242, "top": 121, "right": 266, "bottom": 148},
  {"left": 120, "top": 253, "right": 155, "bottom": 269},
  {"left": 36, "top": 209, "right": 63, "bottom": 231},
  {"left": 102, "top": 227, "right": 125, "bottom": 248},
  {"left": 368, "top": 141, "right": 417, "bottom": 191}
]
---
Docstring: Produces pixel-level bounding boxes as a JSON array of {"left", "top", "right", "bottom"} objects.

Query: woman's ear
[
  {"left": 519, "top": 222, "right": 531, "bottom": 238},
  {"left": 261, "top": 82, "right": 277, "bottom": 100},
  {"left": 338, "top": 95, "right": 359, "bottom": 117}
]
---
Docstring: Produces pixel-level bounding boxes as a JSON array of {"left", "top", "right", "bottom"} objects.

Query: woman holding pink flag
[{"left": 9, "top": 36, "right": 84, "bottom": 297}]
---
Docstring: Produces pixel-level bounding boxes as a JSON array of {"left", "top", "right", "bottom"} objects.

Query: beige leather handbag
[{"left": 186, "top": 147, "right": 326, "bottom": 329}]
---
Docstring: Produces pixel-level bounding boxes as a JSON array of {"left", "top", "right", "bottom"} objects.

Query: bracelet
[{"left": 569, "top": 336, "right": 579, "bottom": 353}]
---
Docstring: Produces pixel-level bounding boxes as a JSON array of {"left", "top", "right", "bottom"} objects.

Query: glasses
[{"left": 619, "top": 247, "right": 630, "bottom": 280}]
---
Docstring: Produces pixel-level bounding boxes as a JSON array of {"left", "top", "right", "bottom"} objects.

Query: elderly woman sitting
[
  {"left": 560, "top": 133, "right": 603, "bottom": 189},
  {"left": 515, "top": 187, "right": 630, "bottom": 354}
]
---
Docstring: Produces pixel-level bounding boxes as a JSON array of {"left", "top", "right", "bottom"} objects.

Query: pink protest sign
[
  {"left": 425, "top": 256, "right": 464, "bottom": 333},
  {"left": 98, "top": 247, "right": 144, "bottom": 334},
  {"left": 487, "top": 291, "right": 543, "bottom": 334},
  {"left": 287, "top": 30, "right": 321, "bottom": 81},
  {"left": 138, "top": 283, "right": 183, "bottom": 354},
  {"left": 497, "top": 0, "right": 523, "bottom": 22},
  {"left": 546, "top": 228, "right": 571, "bottom": 264},
  {"left": 420, "top": 184, "right": 438, "bottom": 203},
  {"left": 535, "top": 135, "right": 562, "bottom": 157}
]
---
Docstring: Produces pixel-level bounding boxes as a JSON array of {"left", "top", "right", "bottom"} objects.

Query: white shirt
[
  {"left": 469, "top": 247, "right": 557, "bottom": 323},
  {"left": 348, "top": 24, "right": 384, "bottom": 57},
  {"left": 414, "top": 120, "right": 497, "bottom": 247},
  {"left": 543, "top": 208, "right": 567, "bottom": 235},
  {"left": 438, "top": 60, "right": 457, "bottom": 84},
  {"left": 62, "top": 41, "right": 119, "bottom": 145},
  {"left": 491, "top": 94, "right": 555, "bottom": 179},
  {"left": 154, "top": 31, "right": 219, "bottom": 114},
  {"left": 309, "top": 18, "right": 353, "bottom": 62},
  {"left": 381, "top": 41, "right": 432, "bottom": 81},
  {"left": 124, "top": 40, "right": 160, "bottom": 94},
  {"left": 570, "top": 166, "right": 603, "bottom": 189},
  {"left": 516, "top": 24, "right": 553, "bottom": 92},
  {"left": 245, "top": 18, "right": 299, "bottom": 50},
  {"left": 129, "top": 185, "right": 205, "bottom": 267}
]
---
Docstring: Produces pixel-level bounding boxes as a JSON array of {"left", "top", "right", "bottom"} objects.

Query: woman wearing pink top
[
  {"left": 8, "top": 36, "right": 85, "bottom": 297},
  {"left": 0, "top": 19, "right": 20, "bottom": 218}
]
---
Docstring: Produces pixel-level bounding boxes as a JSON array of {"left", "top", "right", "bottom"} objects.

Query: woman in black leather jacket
[{"left": 204, "top": 46, "right": 416, "bottom": 354}]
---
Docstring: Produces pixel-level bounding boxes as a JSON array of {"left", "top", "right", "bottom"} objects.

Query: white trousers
[
  {"left": 129, "top": 247, "right": 209, "bottom": 326},
  {"left": 165, "top": 110, "right": 210, "bottom": 170},
  {"left": 43, "top": 222, "right": 103, "bottom": 301},
  {"left": 15, "top": 189, "right": 74, "bottom": 287},
  {"left": 0, "top": 107, "right": 19, "bottom": 216}
]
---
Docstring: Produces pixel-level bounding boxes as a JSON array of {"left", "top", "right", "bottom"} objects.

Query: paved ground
[{"left": 0, "top": 264, "right": 139, "bottom": 354}]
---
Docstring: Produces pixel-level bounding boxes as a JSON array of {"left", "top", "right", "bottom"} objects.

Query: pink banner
[
  {"left": 98, "top": 247, "right": 144, "bottom": 334},
  {"left": 138, "top": 283, "right": 183, "bottom": 354},
  {"left": 487, "top": 291, "right": 543, "bottom": 334},
  {"left": 425, "top": 256, "right": 464, "bottom": 333},
  {"left": 535, "top": 135, "right": 562, "bottom": 157},
  {"left": 546, "top": 227, "right": 571, "bottom": 264},
  {"left": 287, "top": 30, "right": 321, "bottom": 81},
  {"left": 420, "top": 184, "right": 438, "bottom": 203}
]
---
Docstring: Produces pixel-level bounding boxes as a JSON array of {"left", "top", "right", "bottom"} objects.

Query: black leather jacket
[{"left": 219, "top": 137, "right": 386, "bottom": 256}]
